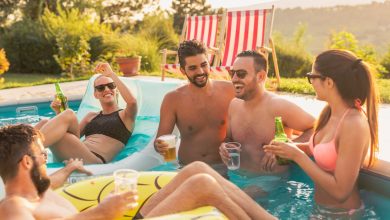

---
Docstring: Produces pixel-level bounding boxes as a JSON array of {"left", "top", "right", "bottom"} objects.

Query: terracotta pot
[{"left": 116, "top": 56, "right": 141, "bottom": 77}]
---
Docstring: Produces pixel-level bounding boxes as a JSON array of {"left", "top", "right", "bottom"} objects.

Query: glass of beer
[
  {"left": 225, "top": 142, "right": 241, "bottom": 170},
  {"left": 158, "top": 134, "right": 177, "bottom": 162},
  {"left": 113, "top": 169, "right": 139, "bottom": 208}
]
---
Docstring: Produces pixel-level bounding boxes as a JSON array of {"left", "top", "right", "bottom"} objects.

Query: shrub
[
  {"left": 0, "top": 48, "right": 10, "bottom": 76},
  {"left": 381, "top": 46, "right": 390, "bottom": 78},
  {"left": 42, "top": 7, "right": 113, "bottom": 78},
  {"left": 328, "top": 31, "right": 386, "bottom": 77},
  {"left": 269, "top": 25, "right": 313, "bottom": 78},
  {"left": 0, "top": 20, "right": 61, "bottom": 74}
]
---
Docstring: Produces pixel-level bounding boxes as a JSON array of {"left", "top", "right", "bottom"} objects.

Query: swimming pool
[
  {"left": 0, "top": 100, "right": 81, "bottom": 126},
  {"left": 0, "top": 78, "right": 389, "bottom": 219}
]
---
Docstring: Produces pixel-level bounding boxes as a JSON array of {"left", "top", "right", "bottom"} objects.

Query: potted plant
[{"left": 115, "top": 50, "right": 141, "bottom": 77}]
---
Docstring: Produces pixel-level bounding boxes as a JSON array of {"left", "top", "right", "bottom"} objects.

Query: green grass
[
  {"left": 0, "top": 73, "right": 91, "bottom": 90},
  {"left": 1, "top": 73, "right": 390, "bottom": 103}
]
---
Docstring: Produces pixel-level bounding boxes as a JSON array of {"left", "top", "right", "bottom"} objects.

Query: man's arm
[
  {"left": 154, "top": 93, "right": 177, "bottom": 153},
  {"left": 50, "top": 159, "right": 92, "bottom": 189},
  {"left": 273, "top": 97, "right": 315, "bottom": 142}
]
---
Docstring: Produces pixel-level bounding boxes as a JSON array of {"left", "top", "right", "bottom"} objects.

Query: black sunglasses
[
  {"left": 94, "top": 82, "right": 116, "bottom": 92},
  {"left": 228, "top": 69, "right": 248, "bottom": 79},
  {"left": 306, "top": 73, "right": 326, "bottom": 84}
]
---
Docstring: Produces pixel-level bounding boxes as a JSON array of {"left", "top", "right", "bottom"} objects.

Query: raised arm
[{"left": 95, "top": 63, "right": 138, "bottom": 126}]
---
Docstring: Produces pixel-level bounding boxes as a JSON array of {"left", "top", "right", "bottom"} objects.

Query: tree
[
  {"left": 171, "top": 0, "right": 213, "bottom": 34},
  {"left": 328, "top": 31, "right": 385, "bottom": 77},
  {"left": 0, "top": 0, "right": 19, "bottom": 26}
]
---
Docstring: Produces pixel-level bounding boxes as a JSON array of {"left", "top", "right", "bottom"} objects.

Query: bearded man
[{"left": 154, "top": 40, "right": 234, "bottom": 173}]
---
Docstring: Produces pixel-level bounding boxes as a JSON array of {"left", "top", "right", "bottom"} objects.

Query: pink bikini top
[{"left": 309, "top": 109, "right": 351, "bottom": 172}]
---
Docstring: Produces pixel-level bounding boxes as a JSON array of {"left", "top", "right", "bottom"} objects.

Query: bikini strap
[{"left": 333, "top": 108, "right": 351, "bottom": 136}]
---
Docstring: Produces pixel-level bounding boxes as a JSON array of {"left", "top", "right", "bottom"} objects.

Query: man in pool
[
  {"left": 219, "top": 50, "right": 315, "bottom": 196},
  {"left": 154, "top": 40, "right": 235, "bottom": 171},
  {"left": 0, "top": 124, "right": 276, "bottom": 220},
  {"left": 37, "top": 62, "right": 137, "bottom": 164}
]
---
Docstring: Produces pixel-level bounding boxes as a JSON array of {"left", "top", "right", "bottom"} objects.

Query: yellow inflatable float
[{"left": 56, "top": 171, "right": 227, "bottom": 220}]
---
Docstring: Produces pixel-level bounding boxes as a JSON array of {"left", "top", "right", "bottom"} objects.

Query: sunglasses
[
  {"left": 306, "top": 72, "right": 326, "bottom": 84},
  {"left": 228, "top": 69, "right": 248, "bottom": 79},
  {"left": 94, "top": 82, "right": 116, "bottom": 92}
]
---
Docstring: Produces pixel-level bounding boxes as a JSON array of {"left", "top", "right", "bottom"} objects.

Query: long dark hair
[{"left": 313, "top": 49, "right": 379, "bottom": 166}]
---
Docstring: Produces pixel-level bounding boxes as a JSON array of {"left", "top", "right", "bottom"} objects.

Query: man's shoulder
[
  {"left": 0, "top": 196, "right": 33, "bottom": 218},
  {"left": 267, "top": 92, "right": 296, "bottom": 108},
  {"left": 213, "top": 80, "right": 233, "bottom": 90}
]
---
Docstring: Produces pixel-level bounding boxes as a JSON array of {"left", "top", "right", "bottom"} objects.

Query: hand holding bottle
[{"left": 50, "top": 95, "right": 62, "bottom": 115}]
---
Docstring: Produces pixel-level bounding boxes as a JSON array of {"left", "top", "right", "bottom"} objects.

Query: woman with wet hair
[{"left": 265, "top": 49, "right": 379, "bottom": 218}]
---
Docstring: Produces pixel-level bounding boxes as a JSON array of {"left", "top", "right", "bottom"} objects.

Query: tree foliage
[
  {"left": 328, "top": 31, "right": 385, "bottom": 76},
  {"left": 0, "top": 0, "right": 19, "bottom": 26},
  {"left": 171, "top": 0, "right": 213, "bottom": 34}
]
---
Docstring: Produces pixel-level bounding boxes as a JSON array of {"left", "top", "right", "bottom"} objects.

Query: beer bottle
[
  {"left": 54, "top": 82, "right": 68, "bottom": 113},
  {"left": 274, "top": 116, "right": 291, "bottom": 165}
]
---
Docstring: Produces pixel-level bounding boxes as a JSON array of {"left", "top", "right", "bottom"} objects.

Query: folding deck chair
[
  {"left": 160, "top": 14, "right": 225, "bottom": 81},
  {"left": 212, "top": 6, "right": 281, "bottom": 86}
]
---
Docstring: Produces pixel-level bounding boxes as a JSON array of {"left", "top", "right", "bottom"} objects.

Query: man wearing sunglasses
[
  {"left": 37, "top": 63, "right": 137, "bottom": 164},
  {"left": 154, "top": 40, "right": 235, "bottom": 173},
  {"left": 219, "top": 50, "right": 315, "bottom": 197}
]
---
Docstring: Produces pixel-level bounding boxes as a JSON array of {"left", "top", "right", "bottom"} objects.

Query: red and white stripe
[
  {"left": 186, "top": 15, "right": 218, "bottom": 48},
  {"left": 221, "top": 9, "right": 267, "bottom": 66}
]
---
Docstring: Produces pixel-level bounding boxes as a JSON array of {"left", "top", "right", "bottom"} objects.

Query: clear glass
[{"left": 225, "top": 142, "right": 241, "bottom": 170}]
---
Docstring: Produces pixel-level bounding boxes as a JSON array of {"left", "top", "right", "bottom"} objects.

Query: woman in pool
[
  {"left": 38, "top": 63, "right": 137, "bottom": 164},
  {"left": 264, "top": 49, "right": 379, "bottom": 218}
]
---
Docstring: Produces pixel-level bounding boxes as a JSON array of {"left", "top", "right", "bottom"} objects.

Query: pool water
[
  {"left": 1, "top": 94, "right": 389, "bottom": 219},
  {"left": 0, "top": 100, "right": 81, "bottom": 126},
  {"left": 151, "top": 163, "right": 382, "bottom": 219}
]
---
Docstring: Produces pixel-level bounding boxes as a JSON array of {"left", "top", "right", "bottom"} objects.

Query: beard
[
  {"left": 30, "top": 160, "right": 51, "bottom": 195},
  {"left": 185, "top": 73, "right": 209, "bottom": 88}
]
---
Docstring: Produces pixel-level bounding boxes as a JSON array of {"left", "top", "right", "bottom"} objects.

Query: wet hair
[
  {"left": 313, "top": 49, "right": 379, "bottom": 166},
  {"left": 178, "top": 40, "right": 208, "bottom": 68},
  {"left": 236, "top": 50, "right": 268, "bottom": 73},
  {"left": 0, "top": 124, "right": 42, "bottom": 182}
]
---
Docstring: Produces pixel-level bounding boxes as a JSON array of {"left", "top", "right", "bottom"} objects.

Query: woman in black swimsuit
[{"left": 38, "top": 63, "right": 137, "bottom": 164}]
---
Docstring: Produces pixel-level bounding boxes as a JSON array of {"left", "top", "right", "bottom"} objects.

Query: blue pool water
[
  {"left": 0, "top": 100, "right": 81, "bottom": 126},
  {"left": 151, "top": 163, "right": 384, "bottom": 219}
]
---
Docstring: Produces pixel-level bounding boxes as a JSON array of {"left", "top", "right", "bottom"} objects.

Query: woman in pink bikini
[{"left": 264, "top": 49, "right": 379, "bottom": 218}]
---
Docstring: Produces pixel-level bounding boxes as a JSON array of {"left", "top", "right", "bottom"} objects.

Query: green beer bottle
[
  {"left": 274, "top": 116, "right": 291, "bottom": 165},
  {"left": 55, "top": 82, "right": 68, "bottom": 113}
]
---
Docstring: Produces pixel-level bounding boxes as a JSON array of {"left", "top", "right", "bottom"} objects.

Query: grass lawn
[{"left": 1, "top": 72, "right": 389, "bottom": 103}]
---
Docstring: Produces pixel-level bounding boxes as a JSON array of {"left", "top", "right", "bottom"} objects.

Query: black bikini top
[{"left": 84, "top": 110, "right": 132, "bottom": 145}]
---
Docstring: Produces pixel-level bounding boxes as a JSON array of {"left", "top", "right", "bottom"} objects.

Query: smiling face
[
  {"left": 181, "top": 54, "right": 210, "bottom": 88},
  {"left": 93, "top": 75, "right": 117, "bottom": 105},
  {"left": 231, "top": 57, "right": 264, "bottom": 100}
]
